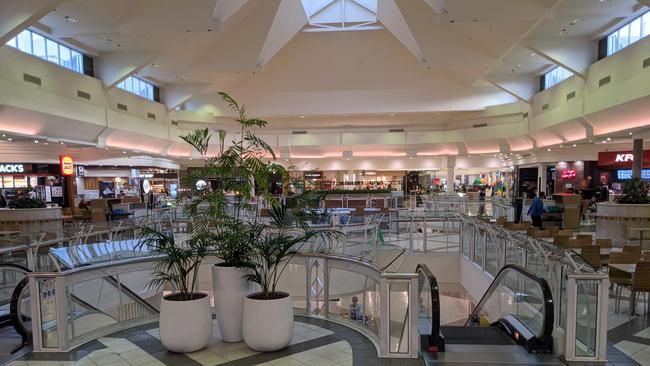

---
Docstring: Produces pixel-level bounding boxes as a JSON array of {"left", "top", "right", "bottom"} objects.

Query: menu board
[
  {"left": 13, "top": 177, "right": 27, "bottom": 188},
  {"left": 3, "top": 176, "right": 13, "bottom": 188},
  {"left": 51, "top": 186, "right": 63, "bottom": 197}
]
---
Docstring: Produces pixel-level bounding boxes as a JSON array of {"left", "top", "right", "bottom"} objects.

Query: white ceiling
[{"left": 32, "top": 0, "right": 646, "bottom": 121}]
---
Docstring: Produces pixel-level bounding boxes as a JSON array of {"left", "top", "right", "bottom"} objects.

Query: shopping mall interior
[{"left": 1, "top": 0, "right": 650, "bottom": 365}]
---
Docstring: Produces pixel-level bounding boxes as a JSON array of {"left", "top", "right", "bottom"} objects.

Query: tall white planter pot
[
  {"left": 212, "top": 264, "right": 253, "bottom": 342},
  {"left": 160, "top": 293, "right": 212, "bottom": 353},
  {"left": 243, "top": 292, "right": 293, "bottom": 352}
]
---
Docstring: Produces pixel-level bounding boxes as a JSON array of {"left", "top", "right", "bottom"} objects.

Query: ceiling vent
[
  {"left": 473, "top": 123, "right": 487, "bottom": 128},
  {"left": 599, "top": 75, "right": 611, "bottom": 87},
  {"left": 171, "top": 120, "right": 179, "bottom": 126},
  {"left": 23, "top": 73, "right": 41, "bottom": 86},
  {"left": 147, "top": 112, "right": 156, "bottom": 120},
  {"left": 542, "top": 103, "right": 550, "bottom": 111},
  {"left": 566, "top": 91, "right": 576, "bottom": 101},
  {"left": 643, "top": 57, "right": 650, "bottom": 69},
  {"left": 292, "top": 130, "right": 307, "bottom": 135},
  {"left": 117, "top": 103, "right": 128, "bottom": 111},
  {"left": 522, "top": 112, "right": 529, "bottom": 119},
  {"left": 77, "top": 90, "right": 91, "bottom": 100},
  {"left": 407, "top": 150, "right": 417, "bottom": 158},
  {"left": 389, "top": 128, "right": 404, "bottom": 133},
  {"left": 342, "top": 151, "right": 353, "bottom": 159}
]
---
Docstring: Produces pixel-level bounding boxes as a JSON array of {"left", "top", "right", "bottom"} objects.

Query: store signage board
[
  {"left": 561, "top": 169, "right": 577, "bottom": 179},
  {"left": 0, "top": 164, "right": 24, "bottom": 173},
  {"left": 599, "top": 151, "right": 650, "bottom": 168},
  {"left": 76, "top": 166, "right": 85, "bottom": 177},
  {"left": 60, "top": 155, "right": 74, "bottom": 176}
]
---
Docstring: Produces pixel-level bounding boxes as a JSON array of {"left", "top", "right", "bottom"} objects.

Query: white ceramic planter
[
  {"left": 212, "top": 264, "right": 253, "bottom": 342},
  {"left": 160, "top": 293, "right": 212, "bottom": 353},
  {"left": 242, "top": 292, "right": 293, "bottom": 352}
]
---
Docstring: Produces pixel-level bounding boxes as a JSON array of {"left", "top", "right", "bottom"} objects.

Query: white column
[{"left": 447, "top": 156, "right": 456, "bottom": 192}]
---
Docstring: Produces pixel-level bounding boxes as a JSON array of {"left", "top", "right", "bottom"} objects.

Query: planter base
[
  {"left": 160, "top": 293, "right": 212, "bottom": 353},
  {"left": 243, "top": 292, "right": 293, "bottom": 352}
]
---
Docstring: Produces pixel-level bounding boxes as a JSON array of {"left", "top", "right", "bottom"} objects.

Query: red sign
[
  {"left": 60, "top": 155, "right": 74, "bottom": 176},
  {"left": 561, "top": 169, "right": 577, "bottom": 179},
  {"left": 598, "top": 151, "right": 650, "bottom": 168}
]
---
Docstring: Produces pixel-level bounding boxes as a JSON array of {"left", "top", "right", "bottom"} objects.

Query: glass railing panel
[
  {"left": 485, "top": 237, "right": 499, "bottom": 276},
  {"left": 276, "top": 262, "right": 307, "bottom": 313},
  {"left": 327, "top": 267, "right": 380, "bottom": 335},
  {"left": 471, "top": 268, "right": 548, "bottom": 339},
  {"left": 388, "top": 281, "right": 410, "bottom": 354},
  {"left": 575, "top": 279, "right": 599, "bottom": 357},
  {"left": 474, "top": 233, "right": 484, "bottom": 268}
]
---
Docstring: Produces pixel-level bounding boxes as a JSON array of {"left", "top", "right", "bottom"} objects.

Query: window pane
[
  {"left": 643, "top": 12, "right": 650, "bottom": 38},
  {"left": 31, "top": 33, "right": 46, "bottom": 59},
  {"left": 7, "top": 37, "right": 17, "bottom": 48},
  {"left": 70, "top": 50, "right": 82, "bottom": 73},
  {"left": 618, "top": 25, "right": 629, "bottom": 49},
  {"left": 16, "top": 30, "right": 32, "bottom": 53},
  {"left": 148, "top": 85, "right": 154, "bottom": 100},
  {"left": 46, "top": 39, "right": 59, "bottom": 64},
  {"left": 59, "top": 46, "right": 71, "bottom": 69},
  {"left": 630, "top": 18, "right": 641, "bottom": 44}
]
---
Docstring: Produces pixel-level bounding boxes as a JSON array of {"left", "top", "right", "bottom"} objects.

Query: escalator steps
[{"left": 440, "top": 326, "right": 515, "bottom": 345}]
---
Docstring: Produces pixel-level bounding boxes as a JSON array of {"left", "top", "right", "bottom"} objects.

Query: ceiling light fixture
[
  {"left": 572, "top": 144, "right": 576, "bottom": 147},
  {"left": 7, "top": 138, "right": 12, "bottom": 141},
  {"left": 547, "top": 148, "right": 551, "bottom": 152},
  {"left": 606, "top": 137, "right": 611, "bottom": 141},
  {"left": 629, "top": 132, "right": 633, "bottom": 135},
  {"left": 64, "top": 16, "right": 76, "bottom": 23},
  {"left": 34, "top": 140, "right": 39, "bottom": 143}
]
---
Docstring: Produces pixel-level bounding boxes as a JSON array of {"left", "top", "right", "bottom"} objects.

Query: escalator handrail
[
  {"left": 415, "top": 264, "right": 441, "bottom": 347},
  {"left": 465, "top": 264, "right": 554, "bottom": 342}
]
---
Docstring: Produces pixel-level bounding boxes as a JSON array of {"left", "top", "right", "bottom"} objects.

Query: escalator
[{"left": 417, "top": 264, "right": 558, "bottom": 364}]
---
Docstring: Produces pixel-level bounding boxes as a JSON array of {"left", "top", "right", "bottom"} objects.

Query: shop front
[
  {"left": 0, "top": 162, "right": 71, "bottom": 207},
  {"left": 597, "top": 150, "right": 650, "bottom": 197},
  {"left": 79, "top": 167, "right": 179, "bottom": 203}
]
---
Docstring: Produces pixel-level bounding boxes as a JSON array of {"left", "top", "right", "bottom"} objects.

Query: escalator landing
[{"left": 426, "top": 326, "right": 564, "bottom": 365}]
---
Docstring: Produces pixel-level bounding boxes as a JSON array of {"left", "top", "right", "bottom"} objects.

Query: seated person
[{"left": 78, "top": 199, "right": 90, "bottom": 210}]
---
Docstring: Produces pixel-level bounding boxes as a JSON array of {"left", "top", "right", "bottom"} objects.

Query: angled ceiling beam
[
  {"left": 525, "top": 37, "right": 596, "bottom": 79},
  {"left": 639, "top": 1, "right": 650, "bottom": 7},
  {"left": 377, "top": 0, "right": 427, "bottom": 64},
  {"left": 0, "top": 0, "right": 66, "bottom": 45},
  {"left": 162, "top": 83, "right": 211, "bottom": 111},
  {"left": 257, "top": 0, "right": 308, "bottom": 68},
  {"left": 211, "top": 0, "right": 249, "bottom": 31},
  {"left": 483, "top": 73, "right": 538, "bottom": 105},
  {"left": 422, "top": 0, "right": 448, "bottom": 14},
  {"left": 95, "top": 51, "right": 161, "bottom": 89}
]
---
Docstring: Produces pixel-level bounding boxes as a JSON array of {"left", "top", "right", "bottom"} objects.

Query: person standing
[{"left": 528, "top": 190, "right": 546, "bottom": 228}]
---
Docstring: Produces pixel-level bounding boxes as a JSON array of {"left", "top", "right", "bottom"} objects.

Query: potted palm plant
[
  {"left": 180, "top": 92, "right": 281, "bottom": 342},
  {"left": 241, "top": 201, "right": 341, "bottom": 352},
  {"left": 137, "top": 227, "right": 212, "bottom": 353}
]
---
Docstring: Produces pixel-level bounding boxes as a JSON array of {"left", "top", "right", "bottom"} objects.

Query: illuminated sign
[
  {"left": 615, "top": 153, "right": 634, "bottom": 162},
  {"left": 561, "top": 169, "right": 577, "bottom": 179},
  {"left": 617, "top": 169, "right": 650, "bottom": 180},
  {"left": 76, "top": 166, "right": 85, "bottom": 177},
  {"left": 142, "top": 179, "right": 151, "bottom": 194},
  {"left": 60, "top": 155, "right": 74, "bottom": 176},
  {"left": 0, "top": 164, "right": 24, "bottom": 173}
]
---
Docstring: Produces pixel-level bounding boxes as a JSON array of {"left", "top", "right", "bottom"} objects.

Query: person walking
[{"left": 528, "top": 190, "right": 546, "bottom": 228}]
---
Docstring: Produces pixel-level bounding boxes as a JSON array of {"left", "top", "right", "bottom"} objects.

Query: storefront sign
[
  {"left": 598, "top": 151, "right": 650, "bottom": 168},
  {"left": 0, "top": 164, "right": 24, "bottom": 173},
  {"left": 304, "top": 171, "right": 323, "bottom": 180},
  {"left": 59, "top": 155, "right": 74, "bottom": 176},
  {"left": 561, "top": 169, "right": 577, "bottom": 179},
  {"left": 76, "top": 166, "right": 85, "bottom": 177},
  {"left": 139, "top": 173, "right": 154, "bottom": 178}
]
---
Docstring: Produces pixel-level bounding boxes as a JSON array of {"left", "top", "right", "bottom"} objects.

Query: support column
[
  {"left": 447, "top": 156, "right": 456, "bottom": 193},
  {"left": 633, "top": 139, "right": 644, "bottom": 179}
]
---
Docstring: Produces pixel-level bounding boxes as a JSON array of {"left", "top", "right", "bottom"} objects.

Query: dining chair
[
  {"left": 577, "top": 234, "right": 594, "bottom": 244},
  {"left": 610, "top": 252, "right": 636, "bottom": 313},
  {"left": 624, "top": 245, "right": 642, "bottom": 257},
  {"left": 624, "top": 261, "right": 650, "bottom": 314},
  {"left": 596, "top": 238, "right": 613, "bottom": 249},
  {"left": 580, "top": 245, "right": 601, "bottom": 270},
  {"left": 554, "top": 235, "right": 570, "bottom": 249}
]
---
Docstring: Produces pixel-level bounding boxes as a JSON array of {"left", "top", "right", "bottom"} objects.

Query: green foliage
[
  {"left": 180, "top": 92, "right": 286, "bottom": 267},
  {"left": 617, "top": 177, "right": 650, "bottom": 204},
  {"left": 307, "top": 188, "right": 391, "bottom": 195},
  {"left": 242, "top": 201, "right": 342, "bottom": 299},
  {"left": 8, "top": 189, "right": 46, "bottom": 208},
  {"left": 137, "top": 226, "right": 211, "bottom": 301}
]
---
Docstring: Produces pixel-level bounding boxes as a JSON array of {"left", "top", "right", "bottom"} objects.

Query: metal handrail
[{"left": 415, "top": 263, "right": 443, "bottom": 351}]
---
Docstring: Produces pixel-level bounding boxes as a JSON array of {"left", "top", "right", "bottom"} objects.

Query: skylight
[{"left": 301, "top": 0, "right": 381, "bottom": 32}]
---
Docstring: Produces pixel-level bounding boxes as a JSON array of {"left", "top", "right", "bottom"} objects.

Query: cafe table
[{"left": 609, "top": 263, "right": 638, "bottom": 314}]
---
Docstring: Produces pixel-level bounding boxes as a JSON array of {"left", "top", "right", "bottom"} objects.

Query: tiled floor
[{"left": 3, "top": 316, "right": 424, "bottom": 366}]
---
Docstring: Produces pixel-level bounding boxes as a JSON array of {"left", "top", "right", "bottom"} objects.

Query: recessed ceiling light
[
  {"left": 547, "top": 148, "right": 551, "bottom": 152},
  {"left": 389, "top": 113, "right": 395, "bottom": 117},
  {"left": 34, "top": 140, "right": 39, "bottom": 143},
  {"left": 629, "top": 132, "right": 633, "bottom": 135},
  {"left": 530, "top": 53, "right": 537, "bottom": 57},
  {"left": 105, "top": 147, "right": 109, "bottom": 150},
  {"left": 1, "top": 134, "right": 5, "bottom": 137},
  {"left": 64, "top": 16, "right": 76, "bottom": 23},
  {"left": 606, "top": 137, "right": 611, "bottom": 141},
  {"left": 7, "top": 138, "right": 12, "bottom": 141},
  {"left": 572, "top": 144, "right": 577, "bottom": 147},
  {"left": 44, "top": 142, "right": 48, "bottom": 145},
  {"left": 122, "top": 151, "right": 127, "bottom": 154},
  {"left": 60, "top": 141, "right": 64, "bottom": 145},
  {"left": 151, "top": 63, "right": 159, "bottom": 68},
  {"left": 602, "top": 140, "right": 607, "bottom": 144},
  {"left": 299, "top": 115, "right": 305, "bottom": 119}
]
